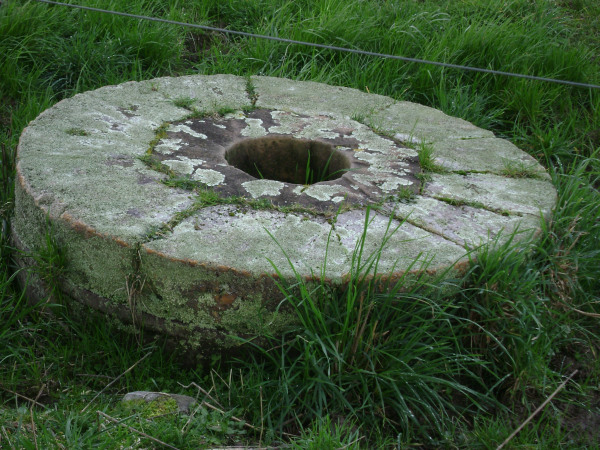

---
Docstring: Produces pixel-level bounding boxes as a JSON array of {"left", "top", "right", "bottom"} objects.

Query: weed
[
  {"left": 145, "top": 123, "right": 170, "bottom": 155},
  {"left": 242, "top": 104, "right": 258, "bottom": 113},
  {"left": 162, "top": 175, "right": 201, "bottom": 191},
  {"left": 253, "top": 162, "right": 265, "bottom": 179},
  {"left": 435, "top": 196, "right": 512, "bottom": 216},
  {"left": 182, "top": 106, "right": 238, "bottom": 120},
  {"left": 435, "top": 196, "right": 487, "bottom": 210},
  {"left": 302, "top": 148, "right": 338, "bottom": 185},
  {"left": 138, "top": 154, "right": 175, "bottom": 179},
  {"left": 395, "top": 186, "right": 416, "bottom": 203},
  {"left": 414, "top": 171, "right": 432, "bottom": 193},
  {"left": 350, "top": 112, "right": 366, "bottom": 123}
]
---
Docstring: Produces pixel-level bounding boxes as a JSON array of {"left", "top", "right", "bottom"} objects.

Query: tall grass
[
  {"left": 223, "top": 211, "right": 499, "bottom": 444},
  {"left": 1, "top": 0, "right": 599, "bottom": 446}
]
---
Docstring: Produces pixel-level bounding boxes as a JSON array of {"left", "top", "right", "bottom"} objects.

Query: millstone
[{"left": 12, "top": 75, "right": 556, "bottom": 355}]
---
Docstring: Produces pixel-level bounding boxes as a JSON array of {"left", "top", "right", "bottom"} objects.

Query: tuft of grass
[
  {"left": 501, "top": 159, "right": 546, "bottom": 179},
  {"left": 245, "top": 76, "right": 259, "bottom": 105},
  {"left": 435, "top": 196, "right": 486, "bottom": 210},
  {"left": 395, "top": 186, "right": 416, "bottom": 203},
  {"left": 29, "top": 221, "right": 67, "bottom": 305},
  {"left": 417, "top": 142, "right": 447, "bottom": 174},
  {"left": 138, "top": 153, "right": 175, "bottom": 178},
  {"left": 417, "top": 144, "right": 436, "bottom": 171},
  {"left": 145, "top": 122, "right": 170, "bottom": 155},
  {"left": 290, "top": 415, "right": 362, "bottom": 449},
  {"left": 180, "top": 106, "right": 238, "bottom": 120},
  {"left": 302, "top": 148, "right": 339, "bottom": 185},
  {"left": 162, "top": 175, "right": 201, "bottom": 191},
  {"left": 227, "top": 209, "right": 497, "bottom": 444},
  {"left": 172, "top": 96, "right": 196, "bottom": 109}
]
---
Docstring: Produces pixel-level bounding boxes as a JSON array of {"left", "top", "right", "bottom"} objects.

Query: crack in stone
[
  {"left": 245, "top": 77, "right": 259, "bottom": 106},
  {"left": 431, "top": 195, "right": 522, "bottom": 217},
  {"left": 373, "top": 205, "right": 467, "bottom": 249},
  {"left": 377, "top": 189, "right": 536, "bottom": 250},
  {"left": 447, "top": 168, "right": 546, "bottom": 180}
]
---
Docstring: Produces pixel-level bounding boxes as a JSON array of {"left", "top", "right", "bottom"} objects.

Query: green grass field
[{"left": 1, "top": 0, "right": 599, "bottom": 447}]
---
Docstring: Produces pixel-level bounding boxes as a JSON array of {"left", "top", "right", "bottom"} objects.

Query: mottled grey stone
[{"left": 12, "top": 75, "right": 557, "bottom": 355}]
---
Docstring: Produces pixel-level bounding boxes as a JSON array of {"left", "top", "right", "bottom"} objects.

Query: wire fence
[{"left": 35, "top": 0, "right": 600, "bottom": 90}]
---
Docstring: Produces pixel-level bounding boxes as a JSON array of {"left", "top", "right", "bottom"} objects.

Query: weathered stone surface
[
  {"left": 423, "top": 173, "right": 556, "bottom": 217},
  {"left": 122, "top": 391, "right": 197, "bottom": 414},
  {"left": 143, "top": 207, "right": 465, "bottom": 280},
  {"left": 148, "top": 108, "right": 421, "bottom": 212},
  {"left": 12, "top": 75, "right": 557, "bottom": 356},
  {"left": 252, "top": 75, "right": 395, "bottom": 118},
  {"left": 15, "top": 75, "right": 249, "bottom": 244},
  {"left": 431, "top": 137, "right": 549, "bottom": 177},
  {"left": 385, "top": 197, "right": 542, "bottom": 248},
  {"left": 368, "top": 101, "right": 495, "bottom": 143}
]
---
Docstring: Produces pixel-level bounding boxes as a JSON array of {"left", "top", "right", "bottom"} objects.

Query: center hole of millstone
[{"left": 224, "top": 136, "right": 351, "bottom": 185}]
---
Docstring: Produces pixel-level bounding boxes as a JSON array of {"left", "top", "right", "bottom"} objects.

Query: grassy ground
[{"left": 1, "top": 0, "right": 599, "bottom": 447}]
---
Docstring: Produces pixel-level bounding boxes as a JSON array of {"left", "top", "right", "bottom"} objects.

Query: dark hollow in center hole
[{"left": 225, "top": 136, "right": 351, "bottom": 185}]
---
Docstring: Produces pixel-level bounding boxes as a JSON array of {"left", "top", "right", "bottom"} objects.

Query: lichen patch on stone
[
  {"left": 242, "top": 179, "right": 285, "bottom": 198},
  {"left": 168, "top": 124, "right": 207, "bottom": 139},
  {"left": 154, "top": 138, "right": 183, "bottom": 155},
  {"left": 162, "top": 158, "right": 195, "bottom": 175},
  {"left": 293, "top": 184, "right": 345, "bottom": 202},
  {"left": 240, "top": 118, "right": 268, "bottom": 137},
  {"left": 192, "top": 168, "right": 225, "bottom": 186}
]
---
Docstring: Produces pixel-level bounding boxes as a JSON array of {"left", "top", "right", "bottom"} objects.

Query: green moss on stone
[
  {"left": 122, "top": 396, "right": 179, "bottom": 418},
  {"left": 146, "top": 123, "right": 170, "bottom": 155},
  {"left": 65, "top": 127, "right": 89, "bottom": 136},
  {"left": 220, "top": 296, "right": 295, "bottom": 337}
]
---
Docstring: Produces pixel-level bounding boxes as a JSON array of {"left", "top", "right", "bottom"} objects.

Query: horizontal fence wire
[{"left": 35, "top": 0, "right": 600, "bottom": 90}]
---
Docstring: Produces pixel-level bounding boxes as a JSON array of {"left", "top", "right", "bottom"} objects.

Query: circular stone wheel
[{"left": 12, "top": 75, "right": 557, "bottom": 355}]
